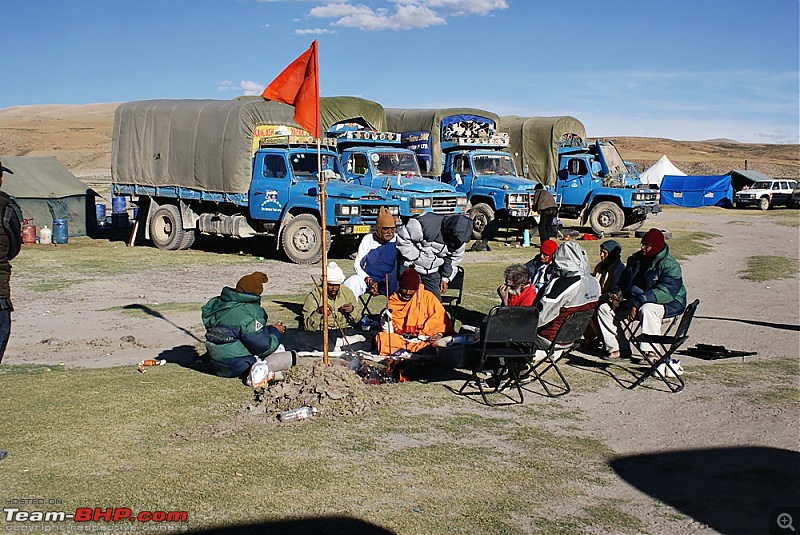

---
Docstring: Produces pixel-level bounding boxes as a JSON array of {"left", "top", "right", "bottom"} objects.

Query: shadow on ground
[
  {"left": 609, "top": 446, "right": 800, "bottom": 535},
  {"left": 191, "top": 516, "right": 394, "bottom": 534}
]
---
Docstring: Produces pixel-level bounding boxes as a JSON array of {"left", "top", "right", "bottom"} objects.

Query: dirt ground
[{"left": 3, "top": 207, "right": 799, "bottom": 533}]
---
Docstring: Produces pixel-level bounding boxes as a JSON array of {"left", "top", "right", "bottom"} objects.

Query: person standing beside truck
[
  {"left": 532, "top": 183, "right": 558, "bottom": 245},
  {"left": 0, "top": 161, "right": 22, "bottom": 365}
]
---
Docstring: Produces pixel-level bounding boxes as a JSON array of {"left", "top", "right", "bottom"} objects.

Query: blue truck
[
  {"left": 333, "top": 130, "right": 467, "bottom": 219},
  {"left": 385, "top": 108, "right": 535, "bottom": 239},
  {"left": 499, "top": 116, "right": 661, "bottom": 234},
  {"left": 111, "top": 99, "right": 399, "bottom": 264}
]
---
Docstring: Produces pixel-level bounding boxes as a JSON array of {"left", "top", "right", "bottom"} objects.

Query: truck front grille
[{"left": 431, "top": 197, "right": 459, "bottom": 213}]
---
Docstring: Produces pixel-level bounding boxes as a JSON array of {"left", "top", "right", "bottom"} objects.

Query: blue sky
[{"left": 3, "top": 0, "right": 798, "bottom": 143}]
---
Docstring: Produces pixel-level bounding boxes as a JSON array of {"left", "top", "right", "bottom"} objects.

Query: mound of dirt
[{"left": 254, "top": 359, "right": 395, "bottom": 421}]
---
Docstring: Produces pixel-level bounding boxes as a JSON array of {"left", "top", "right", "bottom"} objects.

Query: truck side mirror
[{"left": 454, "top": 173, "right": 463, "bottom": 185}]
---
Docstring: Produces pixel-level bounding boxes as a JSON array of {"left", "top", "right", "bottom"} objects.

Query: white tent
[{"left": 640, "top": 155, "right": 686, "bottom": 187}]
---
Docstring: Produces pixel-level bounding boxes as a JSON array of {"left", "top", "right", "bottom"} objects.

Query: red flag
[{"left": 261, "top": 40, "right": 320, "bottom": 138}]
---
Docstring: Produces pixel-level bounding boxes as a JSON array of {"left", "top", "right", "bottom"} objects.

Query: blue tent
[{"left": 660, "top": 175, "right": 733, "bottom": 208}]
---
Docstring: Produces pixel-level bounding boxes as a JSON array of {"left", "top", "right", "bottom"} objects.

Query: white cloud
[
  {"left": 305, "top": 0, "right": 502, "bottom": 31},
  {"left": 295, "top": 27, "right": 335, "bottom": 34},
  {"left": 391, "top": 0, "right": 508, "bottom": 16},
  {"left": 240, "top": 80, "right": 265, "bottom": 96},
  {"left": 218, "top": 80, "right": 264, "bottom": 96}
]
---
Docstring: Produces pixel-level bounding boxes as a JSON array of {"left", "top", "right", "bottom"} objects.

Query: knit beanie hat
[
  {"left": 540, "top": 239, "right": 558, "bottom": 256},
  {"left": 326, "top": 262, "right": 346, "bottom": 284},
  {"left": 376, "top": 207, "right": 396, "bottom": 229},
  {"left": 235, "top": 271, "right": 269, "bottom": 295},
  {"left": 399, "top": 269, "right": 421, "bottom": 290},
  {"left": 641, "top": 228, "right": 666, "bottom": 258}
]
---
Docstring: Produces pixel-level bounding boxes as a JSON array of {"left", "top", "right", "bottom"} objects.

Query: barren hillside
[{"left": 1, "top": 103, "right": 797, "bottom": 180}]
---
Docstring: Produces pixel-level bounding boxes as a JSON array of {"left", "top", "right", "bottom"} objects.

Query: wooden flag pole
[{"left": 318, "top": 137, "right": 329, "bottom": 366}]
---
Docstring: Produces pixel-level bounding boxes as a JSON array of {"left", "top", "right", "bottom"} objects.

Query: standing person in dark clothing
[
  {"left": 0, "top": 160, "right": 23, "bottom": 365},
  {"left": 532, "top": 183, "right": 558, "bottom": 245}
]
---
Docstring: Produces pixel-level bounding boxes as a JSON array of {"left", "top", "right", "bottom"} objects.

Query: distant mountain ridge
[{"left": 1, "top": 103, "right": 797, "bottom": 180}]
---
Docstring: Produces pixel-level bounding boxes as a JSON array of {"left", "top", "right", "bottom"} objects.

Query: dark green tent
[{"left": 0, "top": 156, "right": 95, "bottom": 236}]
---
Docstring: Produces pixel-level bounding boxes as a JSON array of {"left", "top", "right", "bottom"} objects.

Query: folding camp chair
[
  {"left": 620, "top": 311, "right": 682, "bottom": 358},
  {"left": 358, "top": 293, "right": 375, "bottom": 321},
  {"left": 458, "top": 306, "right": 538, "bottom": 406},
  {"left": 627, "top": 299, "right": 700, "bottom": 393},
  {"left": 440, "top": 266, "right": 465, "bottom": 322},
  {"left": 522, "top": 309, "right": 594, "bottom": 397}
]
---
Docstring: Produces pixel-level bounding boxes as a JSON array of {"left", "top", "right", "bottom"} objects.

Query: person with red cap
[
  {"left": 525, "top": 238, "right": 559, "bottom": 294},
  {"left": 375, "top": 269, "right": 453, "bottom": 355},
  {"left": 597, "top": 228, "right": 687, "bottom": 362}
]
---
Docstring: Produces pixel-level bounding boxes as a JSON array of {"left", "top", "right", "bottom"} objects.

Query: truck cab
[
  {"left": 250, "top": 135, "right": 400, "bottom": 263},
  {"left": 336, "top": 131, "right": 467, "bottom": 219},
  {"left": 556, "top": 139, "right": 660, "bottom": 233},
  {"left": 440, "top": 134, "right": 536, "bottom": 239}
]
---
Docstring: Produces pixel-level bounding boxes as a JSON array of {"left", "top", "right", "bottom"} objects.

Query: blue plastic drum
[{"left": 53, "top": 219, "right": 69, "bottom": 244}]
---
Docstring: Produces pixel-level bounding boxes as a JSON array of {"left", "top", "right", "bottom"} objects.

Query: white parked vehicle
[{"left": 734, "top": 179, "right": 797, "bottom": 210}]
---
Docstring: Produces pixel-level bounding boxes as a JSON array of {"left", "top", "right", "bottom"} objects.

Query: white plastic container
[{"left": 39, "top": 226, "right": 52, "bottom": 244}]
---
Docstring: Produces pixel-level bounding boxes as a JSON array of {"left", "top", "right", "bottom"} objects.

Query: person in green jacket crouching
[{"left": 202, "top": 271, "right": 294, "bottom": 380}]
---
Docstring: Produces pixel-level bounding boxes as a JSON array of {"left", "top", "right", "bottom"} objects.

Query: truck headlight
[
  {"left": 388, "top": 206, "right": 399, "bottom": 215},
  {"left": 456, "top": 196, "right": 467, "bottom": 206},
  {"left": 412, "top": 197, "right": 431, "bottom": 208},
  {"left": 338, "top": 205, "right": 359, "bottom": 215}
]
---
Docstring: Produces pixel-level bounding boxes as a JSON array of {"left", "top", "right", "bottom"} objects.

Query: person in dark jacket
[
  {"left": 532, "top": 183, "right": 558, "bottom": 244},
  {"left": 202, "top": 272, "right": 293, "bottom": 380},
  {"left": 396, "top": 213, "right": 473, "bottom": 300},
  {"left": 582, "top": 240, "right": 626, "bottom": 349},
  {"left": 0, "top": 160, "right": 22, "bottom": 365},
  {"left": 597, "top": 229, "right": 687, "bottom": 361}
]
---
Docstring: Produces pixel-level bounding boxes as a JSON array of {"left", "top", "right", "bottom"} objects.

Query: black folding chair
[
  {"left": 523, "top": 309, "right": 594, "bottom": 397},
  {"left": 627, "top": 299, "right": 700, "bottom": 393},
  {"left": 358, "top": 293, "right": 375, "bottom": 321},
  {"left": 458, "top": 306, "right": 538, "bottom": 406},
  {"left": 440, "top": 266, "right": 465, "bottom": 321}
]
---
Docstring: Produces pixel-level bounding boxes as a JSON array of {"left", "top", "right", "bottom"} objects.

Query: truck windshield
[
  {"left": 473, "top": 154, "right": 516, "bottom": 176},
  {"left": 373, "top": 152, "right": 421, "bottom": 177},
  {"left": 290, "top": 152, "right": 342, "bottom": 180}
]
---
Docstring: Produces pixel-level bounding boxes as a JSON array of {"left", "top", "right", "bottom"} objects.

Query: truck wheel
[
  {"left": 468, "top": 203, "right": 495, "bottom": 240},
  {"left": 178, "top": 229, "right": 196, "bottom": 250},
  {"left": 758, "top": 197, "right": 771, "bottom": 211},
  {"left": 150, "top": 204, "right": 186, "bottom": 250},
  {"left": 588, "top": 201, "right": 625, "bottom": 234},
  {"left": 281, "top": 213, "right": 328, "bottom": 264}
]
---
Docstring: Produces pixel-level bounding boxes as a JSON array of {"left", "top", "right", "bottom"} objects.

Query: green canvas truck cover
[
  {"left": 385, "top": 107, "right": 501, "bottom": 176},
  {"left": 498, "top": 116, "right": 586, "bottom": 186},
  {"left": 112, "top": 97, "right": 387, "bottom": 195}
]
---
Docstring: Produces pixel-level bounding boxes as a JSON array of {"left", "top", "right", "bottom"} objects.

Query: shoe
[
  {"left": 632, "top": 352, "right": 659, "bottom": 365},
  {"left": 601, "top": 350, "right": 620, "bottom": 361},
  {"left": 665, "top": 359, "right": 684, "bottom": 378}
]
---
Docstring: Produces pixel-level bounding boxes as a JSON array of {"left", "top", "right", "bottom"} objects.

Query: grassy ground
[
  {"left": 738, "top": 256, "right": 800, "bottom": 282},
  {"left": 2, "top": 227, "right": 796, "bottom": 533}
]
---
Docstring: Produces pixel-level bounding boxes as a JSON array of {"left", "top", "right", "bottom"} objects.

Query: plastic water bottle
[
  {"left": 360, "top": 315, "right": 371, "bottom": 332},
  {"left": 523, "top": 229, "right": 531, "bottom": 247},
  {"left": 279, "top": 406, "right": 318, "bottom": 422},
  {"left": 39, "top": 226, "right": 52, "bottom": 244}
]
